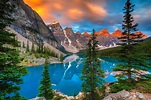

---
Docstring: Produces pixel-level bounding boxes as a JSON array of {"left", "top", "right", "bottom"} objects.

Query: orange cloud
[
  {"left": 87, "top": 3, "right": 107, "bottom": 17},
  {"left": 67, "top": 9, "right": 84, "bottom": 21},
  {"left": 53, "top": 3, "right": 63, "bottom": 10},
  {"left": 23, "top": 0, "right": 108, "bottom": 26}
]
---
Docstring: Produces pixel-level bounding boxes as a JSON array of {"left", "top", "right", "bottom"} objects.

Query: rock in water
[{"left": 29, "top": 97, "right": 46, "bottom": 100}]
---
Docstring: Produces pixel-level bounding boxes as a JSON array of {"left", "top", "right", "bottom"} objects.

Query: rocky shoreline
[
  {"left": 30, "top": 89, "right": 151, "bottom": 100},
  {"left": 21, "top": 54, "right": 80, "bottom": 67},
  {"left": 20, "top": 56, "right": 62, "bottom": 67}
]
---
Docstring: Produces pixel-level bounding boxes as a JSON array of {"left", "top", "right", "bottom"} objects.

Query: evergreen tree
[
  {"left": 31, "top": 41, "right": 35, "bottom": 53},
  {"left": 38, "top": 58, "right": 54, "bottom": 100},
  {"left": 81, "top": 29, "right": 104, "bottom": 100},
  {"left": 113, "top": 0, "right": 149, "bottom": 83},
  {"left": 26, "top": 41, "right": 29, "bottom": 52},
  {"left": 59, "top": 54, "right": 63, "bottom": 62},
  {"left": 40, "top": 44, "right": 44, "bottom": 53},
  {"left": 22, "top": 41, "right": 25, "bottom": 48},
  {"left": 0, "top": 0, "right": 27, "bottom": 99},
  {"left": 37, "top": 43, "right": 43, "bottom": 53}
]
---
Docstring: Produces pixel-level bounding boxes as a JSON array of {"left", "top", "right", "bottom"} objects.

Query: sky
[{"left": 23, "top": 0, "right": 151, "bottom": 36}]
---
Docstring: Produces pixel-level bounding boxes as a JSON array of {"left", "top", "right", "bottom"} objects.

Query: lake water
[{"left": 19, "top": 55, "right": 121, "bottom": 99}]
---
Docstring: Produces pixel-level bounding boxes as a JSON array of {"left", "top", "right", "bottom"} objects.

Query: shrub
[
  {"left": 136, "top": 80, "right": 151, "bottom": 93},
  {"left": 35, "top": 53, "right": 41, "bottom": 58},
  {"left": 24, "top": 59, "right": 28, "bottom": 62},
  {"left": 110, "top": 82, "right": 135, "bottom": 93},
  {"left": 53, "top": 94, "right": 66, "bottom": 100}
]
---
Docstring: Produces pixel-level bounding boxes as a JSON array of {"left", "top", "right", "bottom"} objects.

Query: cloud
[
  {"left": 133, "top": 7, "right": 151, "bottom": 35},
  {"left": 24, "top": 0, "right": 108, "bottom": 25},
  {"left": 23, "top": 0, "right": 151, "bottom": 36}
]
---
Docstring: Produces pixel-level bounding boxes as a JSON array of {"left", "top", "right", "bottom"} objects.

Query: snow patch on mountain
[
  {"left": 63, "top": 30, "right": 72, "bottom": 45},
  {"left": 59, "top": 30, "right": 79, "bottom": 53}
]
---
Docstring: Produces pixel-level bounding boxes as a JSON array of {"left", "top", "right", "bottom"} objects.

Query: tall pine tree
[
  {"left": 0, "top": 0, "right": 27, "bottom": 99},
  {"left": 38, "top": 58, "right": 54, "bottom": 100},
  {"left": 26, "top": 40, "right": 29, "bottom": 52},
  {"left": 22, "top": 41, "right": 25, "bottom": 48},
  {"left": 81, "top": 29, "right": 104, "bottom": 100},
  {"left": 113, "top": 0, "right": 149, "bottom": 83},
  {"left": 31, "top": 41, "right": 35, "bottom": 53}
]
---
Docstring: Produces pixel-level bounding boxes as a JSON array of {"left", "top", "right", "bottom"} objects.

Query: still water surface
[{"left": 19, "top": 56, "right": 120, "bottom": 99}]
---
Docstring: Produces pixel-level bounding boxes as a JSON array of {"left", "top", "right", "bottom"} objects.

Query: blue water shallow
[{"left": 19, "top": 56, "right": 119, "bottom": 99}]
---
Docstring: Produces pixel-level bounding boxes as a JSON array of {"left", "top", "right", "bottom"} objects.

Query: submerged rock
[{"left": 29, "top": 97, "right": 46, "bottom": 100}]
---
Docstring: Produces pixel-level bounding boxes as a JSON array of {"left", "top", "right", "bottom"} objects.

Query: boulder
[
  {"left": 136, "top": 92, "right": 146, "bottom": 100},
  {"left": 103, "top": 90, "right": 147, "bottom": 100},
  {"left": 103, "top": 90, "right": 131, "bottom": 100},
  {"left": 29, "top": 97, "right": 46, "bottom": 100}
]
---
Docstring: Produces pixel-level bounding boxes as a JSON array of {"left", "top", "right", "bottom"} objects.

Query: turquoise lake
[{"left": 19, "top": 55, "right": 124, "bottom": 99}]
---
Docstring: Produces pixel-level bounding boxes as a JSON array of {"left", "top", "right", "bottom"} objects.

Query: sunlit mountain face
[{"left": 24, "top": 0, "right": 151, "bottom": 36}]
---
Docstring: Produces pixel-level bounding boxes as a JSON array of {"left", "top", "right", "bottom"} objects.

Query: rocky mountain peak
[
  {"left": 111, "top": 29, "right": 123, "bottom": 37},
  {"left": 50, "top": 21, "right": 61, "bottom": 28},
  {"left": 49, "top": 22, "right": 63, "bottom": 34},
  {"left": 134, "top": 31, "right": 148, "bottom": 39},
  {"left": 75, "top": 31, "right": 81, "bottom": 35},
  {"left": 9, "top": 0, "right": 58, "bottom": 46},
  {"left": 64, "top": 27, "right": 74, "bottom": 35},
  {"left": 51, "top": 21, "right": 59, "bottom": 25},
  {"left": 111, "top": 29, "right": 148, "bottom": 39},
  {"left": 95, "top": 28, "right": 110, "bottom": 36},
  {"left": 83, "top": 31, "right": 92, "bottom": 37}
]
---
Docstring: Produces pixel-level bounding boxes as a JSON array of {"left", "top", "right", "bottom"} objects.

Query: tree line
[{"left": 23, "top": 41, "right": 63, "bottom": 62}]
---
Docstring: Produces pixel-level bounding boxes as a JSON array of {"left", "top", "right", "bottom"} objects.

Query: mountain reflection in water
[{"left": 20, "top": 55, "right": 119, "bottom": 99}]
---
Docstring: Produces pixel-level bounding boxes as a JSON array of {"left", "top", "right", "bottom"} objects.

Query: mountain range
[
  {"left": 48, "top": 21, "right": 148, "bottom": 53},
  {"left": 7, "top": 0, "right": 148, "bottom": 53}
]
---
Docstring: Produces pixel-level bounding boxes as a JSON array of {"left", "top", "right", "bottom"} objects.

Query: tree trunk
[
  {"left": 128, "top": 69, "right": 132, "bottom": 82},
  {"left": 90, "top": 91, "right": 94, "bottom": 100}
]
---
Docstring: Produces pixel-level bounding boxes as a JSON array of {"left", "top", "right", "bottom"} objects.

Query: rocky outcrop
[
  {"left": 32, "top": 90, "right": 148, "bottom": 100},
  {"left": 48, "top": 21, "right": 65, "bottom": 43},
  {"left": 103, "top": 90, "right": 146, "bottom": 100},
  {"left": 64, "top": 27, "right": 77, "bottom": 46},
  {"left": 48, "top": 22, "right": 79, "bottom": 53},
  {"left": 9, "top": 0, "right": 58, "bottom": 47},
  {"left": 75, "top": 32, "right": 89, "bottom": 49}
]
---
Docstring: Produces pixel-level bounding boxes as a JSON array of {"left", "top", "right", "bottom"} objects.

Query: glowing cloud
[
  {"left": 87, "top": 3, "right": 107, "bottom": 17},
  {"left": 23, "top": 0, "right": 151, "bottom": 36},
  {"left": 23, "top": 0, "right": 108, "bottom": 25}
]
